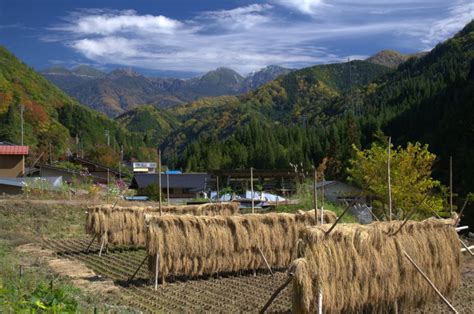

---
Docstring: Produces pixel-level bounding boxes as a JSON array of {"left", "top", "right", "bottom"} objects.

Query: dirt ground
[
  {"left": 2, "top": 199, "right": 473, "bottom": 313},
  {"left": 16, "top": 244, "right": 118, "bottom": 295},
  {"left": 32, "top": 238, "right": 474, "bottom": 313},
  {"left": 413, "top": 250, "right": 474, "bottom": 313}
]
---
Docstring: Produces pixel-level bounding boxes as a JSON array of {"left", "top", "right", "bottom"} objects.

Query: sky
[{"left": 0, "top": 0, "right": 473, "bottom": 78}]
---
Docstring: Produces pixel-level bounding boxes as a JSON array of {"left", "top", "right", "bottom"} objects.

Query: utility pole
[
  {"left": 388, "top": 137, "right": 392, "bottom": 221},
  {"left": 313, "top": 166, "right": 318, "bottom": 223},
  {"left": 105, "top": 130, "right": 110, "bottom": 204},
  {"left": 251, "top": 167, "right": 254, "bottom": 214},
  {"left": 119, "top": 146, "right": 123, "bottom": 181},
  {"left": 166, "top": 172, "right": 170, "bottom": 206},
  {"left": 216, "top": 176, "right": 220, "bottom": 202},
  {"left": 49, "top": 142, "right": 52, "bottom": 164},
  {"left": 20, "top": 104, "right": 25, "bottom": 176},
  {"left": 158, "top": 148, "right": 162, "bottom": 215},
  {"left": 20, "top": 104, "right": 24, "bottom": 145},
  {"left": 450, "top": 156, "right": 453, "bottom": 215}
]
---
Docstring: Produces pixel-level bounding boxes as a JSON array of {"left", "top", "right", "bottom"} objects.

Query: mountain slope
[
  {"left": 157, "top": 20, "right": 474, "bottom": 204},
  {"left": 366, "top": 49, "right": 428, "bottom": 68},
  {"left": 67, "top": 70, "right": 182, "bottom": 117},
  {"left": 0, "top": 46, "right": 151, "bottom": 164},
  {"left": 184, "top": 67, "right": 244, "bottom": 96},
  {"left": 41, "top": 65, "right": 295, "bottom": 117},
  {"left": 155, "top": 60, "right": 390, "bottom": 159},
  {"left": 366, "top": 50, "right": 411, "bottom": 68},
  {"left": 116, "top": 105, "right": 180, "bottom": 146},
  {"left": 241, "top": 65, "right": 292, "bottom": 92}
]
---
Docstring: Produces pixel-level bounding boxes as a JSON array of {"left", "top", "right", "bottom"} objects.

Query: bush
[{"left": 142, "top": 183, "right": 162, "bottom": 201}]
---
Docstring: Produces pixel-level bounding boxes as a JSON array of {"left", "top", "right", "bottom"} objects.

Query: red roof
[{"left": 0, "top": 146, "right": 29, "bottom": 155}]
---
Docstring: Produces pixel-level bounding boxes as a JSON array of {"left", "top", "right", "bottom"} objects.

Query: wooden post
[
  {"left": 461, "top": 245, "right": 474, "bottom": 254},
  {"left": 154, "top": 253, "right": 159, "bottom": 290},
  {"left": 128, "top": 255, "right": 149, "bottom": 283},
  {"left": 49, "top": 142, "right": 52, "bottom": 164},
  {"left": 119, "top": 146, "right": 123, "bottom": 181},
  {"left": 158, "top": 149, "right": 162, "bottom": 216},
  {"left": 257, "top": 247, "right": 274, "bottom": 276},
  {"left": 455, "top": 197, "right": 469, "bottom": 226},
  {"left": 98, "top": 237, "right": 105, "bottom": 257},
  {"left": 106, "top": 167, "right": 110, "bottom": 204},
  {"left": 403, "top": 250, "right": 458, "bottom": 313},
  {"left": 318, "top": 290, "right": 323, "bottom": 314},
  {"left": 459, "top": 239, "right": 474, "bottom": 256},
  {"left": 325, "top": 190, "right": 365, "bottom": 235},
  {"left": 105, "top": 130, "right": 110, "bottom": 204},
  {"left": 251, "top": 167, "right": 255, "bottom": 214},
  {"left": 259, "top": 274, "right": 293, "bottom": 314},
  {"left": 388, "top": 137, "right": 392, "bottom": 221},
  {"left": 315, "top": 166, "right": 323, "bottom": 314},
  {"left": 450, "top": 156, "right": 453, "bottom": 215},
  {"left": 216, "top": 176, "right": 220, "bottom": 202},
  {"left": 166, "top": 172, "right": 170, "bottom": 206},
  {"left": 321, "top": 175, "right": 325, "bottom": 211},
  {"left": 313, "top": 167, "right": 318, "bottom": 223},
  {"left": 86, "top": 234, "right": 97, "bottom": 253}
]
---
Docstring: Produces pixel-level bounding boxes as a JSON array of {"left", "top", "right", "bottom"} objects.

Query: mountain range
[
  {"left": 115, "top": 21, "right": 474, "bottom": 217},
  {"left": 40, "top": 50, "right": 418, "bottom": 118},
  {"left": 1, "top": 21, "right": 473, "bottom": 225},
  {"left": 41, "top": 65, "right": 292, "bottom": 117}
]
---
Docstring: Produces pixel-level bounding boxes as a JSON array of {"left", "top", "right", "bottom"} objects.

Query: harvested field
[
  {"left": 85, "top": 202, "right": 240, "bottom": 246},
  {"left": 41, "top": 238, "right": 292, "bottom": 313},
  {"left": 146, "top": 210, "right": 337, "bottom": 278},
  {"left": 39, "top": 238, "right": 474, "bottom": 313},
  {"left": 291, "top": 218, "right": 461, "bottom": 313}
]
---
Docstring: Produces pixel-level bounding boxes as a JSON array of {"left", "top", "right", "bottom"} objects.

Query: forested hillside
[
  {"left": 0, "top": 47, "right": 153, "bottom": 165},
  {"left": 41, "top": 65, "right": 292, "bottom": 117},
  {"left": 155, "top": 21, "right": 474, "bottom": 201},
  {"left": 156, "top": 60, "right": 391, "bottom": 172}
]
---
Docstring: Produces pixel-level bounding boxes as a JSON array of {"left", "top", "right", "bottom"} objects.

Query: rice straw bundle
[
  {"left": 291, "top": 218, "right": 460, "bottom": 313},
  {"left": 85, "top": 202, "right": 240, "bottom": 246},
  {"left": 146, "top": 210, "right": 337, "bottom": 279}
]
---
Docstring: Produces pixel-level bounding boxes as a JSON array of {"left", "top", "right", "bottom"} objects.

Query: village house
[
  {"left": 130, "top": 172, "right": 211, "bottom": 199},
  {"left": 0, "top": 142, "right": 28, "bottom": 177}
]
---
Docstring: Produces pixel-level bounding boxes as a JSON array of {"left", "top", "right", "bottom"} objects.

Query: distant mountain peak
[
  {"left": 41, "top": 65, "right": 72, "bottom": 75},
  {"left": 241, "top": 64, "right": 292, "bottom": 92},
  {"left": 107, "top": 68, "right": 141, "bottom": 78},
  {"left": 197, "top": 67, "right": 244, "bottom": 85},
  {"left": 71, "top": 65, "right": 105, "bottom": 78},
  {"left": 366, "top": 50, "right": 411, "bottom": 68}
]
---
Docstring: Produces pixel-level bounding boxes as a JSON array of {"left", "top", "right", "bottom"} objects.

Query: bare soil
[
  {"left": 35, "top": 238, "right": 474, "bottom": 313},
  {"left": 16, "top": 244, "right": 118, "bottom": 295}
]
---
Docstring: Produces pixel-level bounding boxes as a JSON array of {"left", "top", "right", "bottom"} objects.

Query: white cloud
[
  {"left": 198, "top": 4, "right": 273, "bottom": 30},
  {"left": 71, "top": 37, "right": 140, "bottom": 59},
  {"left": 273, "top": 0, "right": 325, "bottom": 15},
  {"left": 45, "top": 2, "right": 474, "bottom": 75},
  {"left": 420, "top": 1, "right": 474, "bottom": 49},
  {"left": 52, "top": 9, "right": 184, "bottom": 35}
]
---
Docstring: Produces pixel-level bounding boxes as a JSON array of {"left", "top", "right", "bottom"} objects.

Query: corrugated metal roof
[
  {"left": 130, "top": 173, "right": 210, "bottom": 191},
  {"left": 0, "top": 145, "right": 29, "bottom": 155},
  {"left": 0, "top": 176, "right": 62, "bottom": 189}
]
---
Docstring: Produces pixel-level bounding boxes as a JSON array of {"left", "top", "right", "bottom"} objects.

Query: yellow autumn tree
[{"left": 347, "top": 142, "right": 448, "bottom": 219}]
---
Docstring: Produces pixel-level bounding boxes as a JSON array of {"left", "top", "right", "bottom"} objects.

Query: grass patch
[
  {"left": 0, "top": 240, "right": 82, "bottom": 312},
  {"left": 0, "top": 200, "right": 87, "bottom": 243},
  {"left": 269, "top": 183, "right": 357, "bottom": 223}
]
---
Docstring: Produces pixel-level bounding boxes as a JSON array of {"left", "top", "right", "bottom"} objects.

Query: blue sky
[{"left": 1, "top": 0, "right": 473, "bottom": 78}]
